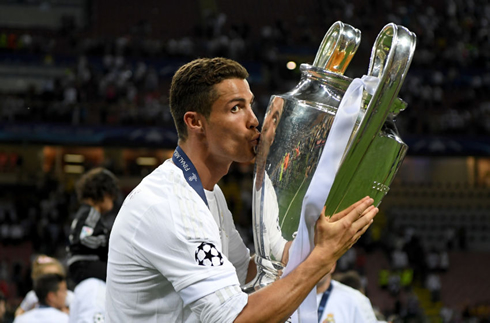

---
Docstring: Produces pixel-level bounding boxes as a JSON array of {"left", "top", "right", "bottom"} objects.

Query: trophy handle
[
  {"left": 324, "top": 23, "right": 416, "bottom": 215},
  {"left": 312, "top": 21, "right": 361, "bottom": 75},
  {"left": 354, "top": 23, "right": 416, "bottom": 152}
]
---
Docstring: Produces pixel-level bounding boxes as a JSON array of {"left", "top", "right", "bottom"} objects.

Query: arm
[
  {"left": 235, "top": 197, "right": 377, "bottom": 323},
  {"left": 14, "top": 307, "right": 25, "bottom": 317},
  {"left": 245, "top": 256, "right": 257, "bottom": 284}
]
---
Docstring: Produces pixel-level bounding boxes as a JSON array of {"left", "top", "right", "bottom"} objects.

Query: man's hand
[{"left": 313, "top": 196, "right": 378, "bottom": 263}]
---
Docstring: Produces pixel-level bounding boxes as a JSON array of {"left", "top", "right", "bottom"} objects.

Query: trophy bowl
[{"left": 243, "top": 21, "right": 416, "bottom": 293}]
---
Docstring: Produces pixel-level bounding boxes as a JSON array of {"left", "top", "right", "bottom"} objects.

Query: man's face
[
  {"left": 99, "top": 194, "right": 115, "bottom": 214},
  {"left": 202, "top": 78, "right": 260, "bottom": 164},
  {"left": 261, "top": 96, "right": 284, "bottom": 148},
  {"left": 49, "top": 281, "right": 67, "bottom": 311},
  {"left": 254, "top": 96, "right": 284, "bottom": 188}
]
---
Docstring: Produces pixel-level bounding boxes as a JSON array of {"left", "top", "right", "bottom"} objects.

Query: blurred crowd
[{"left": 0, "top": 0, "right": 489, "bottom": 137}]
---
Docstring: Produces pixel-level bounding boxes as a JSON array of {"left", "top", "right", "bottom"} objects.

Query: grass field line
[{"left": 280, "top": 175, "right": 308, "bottom": 229}]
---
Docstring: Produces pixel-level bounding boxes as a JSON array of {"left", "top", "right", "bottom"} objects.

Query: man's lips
[{"left": 252, "top": 133, "right": 261, "bottom": 154}]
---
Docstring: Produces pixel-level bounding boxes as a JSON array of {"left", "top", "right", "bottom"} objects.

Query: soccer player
[
  {"left": 106, "top": 57, "right": 378, "bottom": 322},
  {"left": 13, "top": 274, "right": 69, "bottom": 323},
  {"left": 15, "top": 255, "right": 74, "bottom": 317},
  {"left": 67, "top": 167, "right": 119, "bottom": 322}
]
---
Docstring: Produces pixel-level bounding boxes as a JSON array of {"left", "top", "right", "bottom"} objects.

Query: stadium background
[{"left": 0, "top": 0, "right": 489, "bottom": 322}]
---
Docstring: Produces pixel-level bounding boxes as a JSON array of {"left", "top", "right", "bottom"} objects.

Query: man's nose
[{"left": 248, "top": 108, "right": 259, "bottom": 129}]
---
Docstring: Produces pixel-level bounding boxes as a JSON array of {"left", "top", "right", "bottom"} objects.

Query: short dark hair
[
  {"left": 169, "top": 57, "right": 249, "bottom": 141},
  {"left": 338, "top": 270, "right": 363, "bottom": 291},
  {"left": 34, "top": 273, "right": 65, "bottom": 305},
  {"left": 76, "top": 167, "right": 119, "bottom": 203}
]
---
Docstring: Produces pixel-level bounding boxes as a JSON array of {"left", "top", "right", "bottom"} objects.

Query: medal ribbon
[
  {"left": 172, "top": 146, "right": 208, "bottom": 207},
  {"left": 317, "top": 283, "right": 333, "bottom": 322}
]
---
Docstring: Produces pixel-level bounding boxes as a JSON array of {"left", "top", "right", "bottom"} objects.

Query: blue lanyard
[
  {"left": 318, "top": 283, "right": 333, "bottom": 322},
  {"left": 172, "top": 146, "right": 208, "bottom": 207}
]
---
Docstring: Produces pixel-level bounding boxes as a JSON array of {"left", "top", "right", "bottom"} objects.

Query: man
[
  {"left": 316, "top": 263, "right": 382, "bottom": 323},
  {"left": 15, "top": 255, "right": 74, "bottom": 317},
  {"left": 67, "top": 167, "right": 119, "bottom": 322},
  {"left": 254, "top": 95, "right": 284, "bottom": 189},
  {"left": 67, "top": 167, "right": 119, "bottom": 285},
  {"left": 106, "top": 57, "right": 378, "bottom": 322},
  {"left": 13, "top": 274, "right": 69, "bottom": 323}
]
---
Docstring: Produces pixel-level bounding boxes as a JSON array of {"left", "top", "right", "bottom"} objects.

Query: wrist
[{"left": 304, "top": 248, "right": 337, "bottom": 279}]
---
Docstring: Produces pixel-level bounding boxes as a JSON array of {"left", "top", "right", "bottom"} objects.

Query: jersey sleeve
[
  {"left": 189, "top": 285, "right": 248, "bottom": 323},
  {"left": 19, "top": 290, "right": 37, "bottom": 311},
  {"left": 131, "top": 185, "right": 241, "bottom": 307}
]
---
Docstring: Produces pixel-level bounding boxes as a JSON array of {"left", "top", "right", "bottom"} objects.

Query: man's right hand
[
  {"left": 312, "top": 196, "right": 378, "bottom": 266},
  {"left": 235, "top": 197, "right": 378, "bottom": 323}
]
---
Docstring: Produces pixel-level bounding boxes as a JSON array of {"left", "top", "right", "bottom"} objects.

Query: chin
[{"left": 236, "top": 152, "right": 255, "bottom": 164}]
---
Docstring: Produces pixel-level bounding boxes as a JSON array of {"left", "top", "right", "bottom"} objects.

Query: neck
[
  {"left": 317, "top": 275, "right": 332, "bottom": 294},
  {"left": 83, "top": 199, "right": 101, "bottom": 213},
  {"left": 178, "top": 140, "right": 231, "bottom": 190},
  {"left": 44, "top": 300, "right": 59, "bottom": 311}
]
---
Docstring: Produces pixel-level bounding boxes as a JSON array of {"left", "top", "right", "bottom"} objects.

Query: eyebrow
[{"left": 227, "top": 96, "right": 255, "bottom": 105}]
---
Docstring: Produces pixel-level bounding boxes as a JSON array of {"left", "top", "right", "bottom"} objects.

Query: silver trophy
[{"left": 243, "top": 21, "right": 416, "bottom": 293}]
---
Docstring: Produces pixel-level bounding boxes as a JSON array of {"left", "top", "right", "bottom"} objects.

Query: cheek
[{"left": 106, "top": 200, "right": 114, "bottom": 211}]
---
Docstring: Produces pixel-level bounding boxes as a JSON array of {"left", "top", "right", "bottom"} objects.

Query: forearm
[
  {"left": 15, "top": 307, "right": 25, "bottom": 317},
  {"left": 235, "top": 249, "right": 333, "bottom": 323},
  {"left": 234, "top": 197, "right": 378, "bottom": 322},
  {"left": 245, "top": 255, "right": 257, "bottom": 284}
]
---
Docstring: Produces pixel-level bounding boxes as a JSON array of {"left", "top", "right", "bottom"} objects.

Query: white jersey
[
  {"left": 69, "top": 278, "right": 106, "bottom": 323},
  {"left": 19, "top": 289, "right": 74, "bottom": 311},
  {"left": 13, "top": 307, "right": 69, "bottom": 323},
  {"left": 317, "top": 280, "right": 379, "bottom": 323},
  {"left": 106, "top": 160, "right": 250, "bottom": 322}
]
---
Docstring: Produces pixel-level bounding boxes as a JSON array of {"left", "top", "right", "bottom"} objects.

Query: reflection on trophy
[{"left": 243, "top": 21, "right": 417, "bottom": 293}]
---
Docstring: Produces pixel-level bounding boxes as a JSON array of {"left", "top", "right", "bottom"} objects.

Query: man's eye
[
  {"left": 231, "top": 105, "right": 239, "bottom": 112},
  {"left": 272, "top": 117, "right": 278, "bottom": 125}
]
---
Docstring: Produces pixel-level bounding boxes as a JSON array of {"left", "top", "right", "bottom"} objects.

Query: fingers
[
  {"left": 345, "top": 197, "right": 375, "bottom": 223},
  {"left": 351, "top": 204, "right": 378, "bottom": 232},
  {"left": 349, "top": 218, "right": 374, "bottom": 248},
  {"left": 329, "top": 196, "right": 371, "bottom": 222}
]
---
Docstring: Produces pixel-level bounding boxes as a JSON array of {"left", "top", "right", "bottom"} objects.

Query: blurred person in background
[
  {"left": 66, "top": 167, "right": 119, "bottom": 323},
  {"left": 0, "top": 292, "right": 6, "bottom": 323},
  {"left": 317, "top": 262, "right": 384, "bottom": 323},
  {"left": 67, "top": 167, "right": 119, "bottom": 285},
  {"left": 14, "top": 255, "right": 73, "bottom": 317},
  {"left": 13, "top": 274, "right": 69, "bottom": 323}
]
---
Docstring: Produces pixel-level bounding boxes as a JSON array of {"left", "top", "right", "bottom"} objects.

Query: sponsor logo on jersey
[{"left": 80, "top": 226, "right": 94, "bottom": 239}]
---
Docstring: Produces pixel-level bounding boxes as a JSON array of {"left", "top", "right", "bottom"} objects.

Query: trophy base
[{"left": 242, "top": 256, "right": 284, "bottom": 294}]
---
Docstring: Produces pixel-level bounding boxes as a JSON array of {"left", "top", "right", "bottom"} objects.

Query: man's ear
[{"left": 183, "top": 111, "right": 205, "bottom": 134}]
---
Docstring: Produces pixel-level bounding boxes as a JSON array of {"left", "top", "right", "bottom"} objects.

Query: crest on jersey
[
  {"left": 93, "top": 312, "right": 104, "bottom": 322},
  {"left": 195, "top": 242, "right": 223, "bottom": 266}
]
